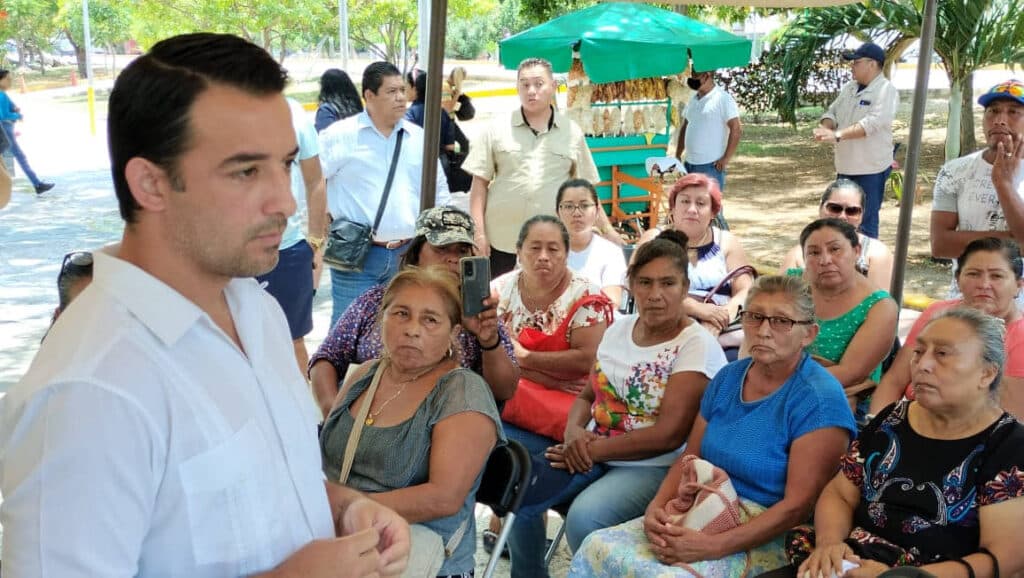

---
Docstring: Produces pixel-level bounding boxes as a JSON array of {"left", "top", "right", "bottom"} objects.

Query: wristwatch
[
  {"left": 835, "top": 133, "right": 842, "bottom": 143},
  {"left": 307, "top": 236, "right": 326, "bottom": 252}
]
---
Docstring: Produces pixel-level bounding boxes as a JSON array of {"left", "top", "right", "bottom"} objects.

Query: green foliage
[
  {"left": 775, "top": 0, "right": 1024, "bottom": 157},
  {"left": 2, "top": 0, "right": 61, "bottom": 69},
  {"left": 58, "top": 0, "right": 131, "bottom": 47},
  {"left": 717, "top": 46, "right": 845, "bottom": 121},
  {"left": 348, "top": 0, "right": 490, "bottom": 66},
  {"left": 446, "top": 18, "right": 491, "bottom": 60}
]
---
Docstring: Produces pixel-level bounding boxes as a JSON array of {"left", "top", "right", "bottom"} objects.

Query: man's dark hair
[
  {"left": 362, "top": 61, "right": 402, "bottom": 98},
  {"left": 107, "top": 33, "right": 288, "bottom": 223},
  {"left": 0, "top": 70, "right": 10, "bottom": 81}
]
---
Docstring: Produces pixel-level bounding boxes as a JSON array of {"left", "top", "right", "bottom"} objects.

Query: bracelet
[
  {"left": 978, "top": 548, "right": 1000, "bottom": 578},
  {"left": 479, "top": 338, "right": 501, "bottom": 351},
  {"left": 952, "top": 558, "right": 976, "bottom": 578}
]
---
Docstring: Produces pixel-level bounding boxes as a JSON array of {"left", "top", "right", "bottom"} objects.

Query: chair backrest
[{"left": 475, "top": 440, "right": 532, "bottom": 518}]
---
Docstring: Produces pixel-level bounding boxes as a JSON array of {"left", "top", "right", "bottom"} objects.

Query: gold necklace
[{"left": 364, "top": 363, "right": 439, "bottom": 425}]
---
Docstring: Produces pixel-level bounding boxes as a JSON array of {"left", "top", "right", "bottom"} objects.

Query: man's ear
[{"left": 124, "top": 157, "right": 172, "bottom": 213}]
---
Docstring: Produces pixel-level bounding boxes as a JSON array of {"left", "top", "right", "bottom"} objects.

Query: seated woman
[
  {"left": 797, "top": 308, "right": 1024, "bottom": 577},
  {"left": 319, "top": 266, "right": 504, "bottom": 578},
  {"left": 557, "top": 178, "right": 627, "bottom": 308},
  {"left": 637, "top": 173, "right": 754, "bottom": 338},
  {"left": 309, "top": 206, "right": 518, "bottom": 418},
  {"left": 799, "top": 218, "right": 898, "bottom": 414},
  {"left": 567, "top": 275, "right": 857, "bottom": 577},
  {"left": 485, "top": 215, "right": 613, "bottom": 551},
  {"left": 780, "top": 179, "right": 894, "bottom": 290},
  {"left": 507, "top": 230, "right": 727, "bottom": 578},
  {"left": 871, "top": 237, "right": 1024, "bottom": 418},
  {"left": 314, "top": 68, "right": 363, "bottom": 132}
]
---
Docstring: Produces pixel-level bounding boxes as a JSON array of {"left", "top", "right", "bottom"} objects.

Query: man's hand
[
  {"left": 268, "top": 528, "right": 382, "bottom": 578},
  {"left": 462, "top": 290, "right": 500, "bottom": 349},
  {"left": 713, "top": 157, "right": 729, "bottom": 172},
  {"left": 813, "top": 126, "right": 837, "bottom": 143},
  {"left": 993, "top": 134, "right": 1023, "bottom": 193},
  {"left": 341, "top": 497, "right": 411, "bottom": 577}
]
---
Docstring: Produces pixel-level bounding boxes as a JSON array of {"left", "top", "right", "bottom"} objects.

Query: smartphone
[{"left": 460, "top": 256, "right": 491, "bottom": 317}]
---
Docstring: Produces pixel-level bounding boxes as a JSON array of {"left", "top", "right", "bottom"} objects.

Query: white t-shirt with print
[
  {"left": 568, "top": 234, "right": 627, "bottom": 290},
  {"left": 592, "top": 315, "right": 728, "bottom": 468},
  {"left": 932, "top": 149, "right": 1024, "bottom": 305}
]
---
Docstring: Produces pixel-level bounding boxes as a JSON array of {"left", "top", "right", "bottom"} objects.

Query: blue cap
[{"left": 842, "top": 43, "right": 886, "bottom": 66}]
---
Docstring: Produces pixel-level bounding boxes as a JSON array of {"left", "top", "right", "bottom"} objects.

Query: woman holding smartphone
[{"left": 308, "top": 206, "right": 519, "bottom": 418}]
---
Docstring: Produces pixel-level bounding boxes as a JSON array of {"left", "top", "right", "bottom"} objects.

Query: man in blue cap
[
  {"left": 814, "top": 42, "right": 899, "bottom": 240},
  {"left": 930, "top": 78, "right": 1024, "bottom": 305}
]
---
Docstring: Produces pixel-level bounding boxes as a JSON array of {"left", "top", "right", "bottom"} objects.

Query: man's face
[
  {"left": 365, "top": 74, "right": 408, "bottom": 128},
  {"left": 517, "top": 65, "right": 555, "bottom": 115},
  {"left": 850, "top": 58, "right": 878, "bottom": 85},
  {"left": 983, "top": 99, "right": 1024, "bottom": 153},
  {"left": 161, "top": 84, "right": 297, "bottom": 281}
]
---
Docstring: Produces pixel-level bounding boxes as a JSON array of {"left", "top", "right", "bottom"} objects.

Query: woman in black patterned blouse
[{"left": 797, "top": 307, "right": 1024, "bottom": 578}]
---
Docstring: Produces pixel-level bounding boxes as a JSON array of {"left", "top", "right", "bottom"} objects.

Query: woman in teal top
[{"left": 800, "top": 219, "right": 898, "bottom": 411}]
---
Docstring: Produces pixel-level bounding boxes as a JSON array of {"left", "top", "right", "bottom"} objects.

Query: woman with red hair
[{"left": 637, "top": 173, "right": 754, "bottom": 351}]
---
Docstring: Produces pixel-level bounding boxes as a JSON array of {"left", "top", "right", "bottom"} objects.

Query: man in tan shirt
[{"left": 464, "top": 57, "right": 611, "bottom": 275}]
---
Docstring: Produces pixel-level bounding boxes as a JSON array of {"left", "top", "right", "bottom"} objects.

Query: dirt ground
[{"left": 715, "top": 97, "right": 961, "bottom": 301}]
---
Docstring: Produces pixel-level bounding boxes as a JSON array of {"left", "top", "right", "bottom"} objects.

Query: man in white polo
[{"left": 814, "top": 42, "right": 899, "bottom": 239}]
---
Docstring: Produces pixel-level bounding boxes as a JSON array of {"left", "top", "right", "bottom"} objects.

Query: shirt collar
[
  {"left": 513, "top": 106, "right": 559, "bottom": 132},
  {"left": 357, "top": 111, "right": 406, "bottom": 139},
  {"left": 91, "top": 249, "right": 254, "bottom": 348}
]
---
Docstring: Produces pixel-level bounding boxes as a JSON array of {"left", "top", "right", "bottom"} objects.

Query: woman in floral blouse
[
  {"left": 798, "top": 307, "right": 1024, "bottom": 578},
  {"left": 503, "top": 229, "right": 727, "bottom": 578}
]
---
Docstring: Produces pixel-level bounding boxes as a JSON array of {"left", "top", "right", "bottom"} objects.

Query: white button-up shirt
[
  {"left": 319, "top": 112, "right": 451, "bottom": 242},
  {"left": 0, "top": 250, "right": 334, "bottom": 577},
  {"left": 822, "top": 73, "right": 899, "bottom": 175}
]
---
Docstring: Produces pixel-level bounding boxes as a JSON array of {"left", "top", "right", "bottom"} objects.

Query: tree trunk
[
  {"left": 36, "top": 46, "right": 46, "bottom": 76},
  {"left": 946, "top": 79, "right": 963, "bottom": 161},
  {"left": 959, "top": 73, "right": 976, "bottom": 156},
  {"left": 278, "top": 35, "right": 287, "bottom": 65}
]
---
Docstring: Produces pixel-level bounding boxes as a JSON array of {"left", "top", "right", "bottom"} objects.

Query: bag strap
[
  {"left": 370, "top": 129, "right": 405, "bottom": 236},
  {"left": 338, "top": 360, "right": 388, "bottom": 484},
  {"left": 702, "top": 265, "right": 758, "bottom": 304},
  {"left": 554, "top": 292, "right": 614, "bottom": 339}
]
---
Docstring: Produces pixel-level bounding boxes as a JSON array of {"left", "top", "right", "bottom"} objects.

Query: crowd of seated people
[{"left": 32, "top": 75, "right": 1024, "bottom": 578}]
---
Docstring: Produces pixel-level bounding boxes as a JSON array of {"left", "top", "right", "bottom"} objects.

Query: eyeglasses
[
  {"left": 739, "top": 310, "right": 814, "bottom": 333},
  {"left": 59, "top": 251, "right": 93, "bottom": 283},
  {"left": 558, "top": 202, "right": 596, "bottom": 213},
  {"left": 824, "top": 202, "right": 863, "bottom": 217}
]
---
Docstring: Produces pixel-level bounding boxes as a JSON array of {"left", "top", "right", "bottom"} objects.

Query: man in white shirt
[
  {"left": 319, "top": 61, "right": 450, "bottom": 327},
  {"left": 930, "top": 78, "right": 1024, "bottom": 304},
  {"left": 0, "top": 33, "right": 410, "bottom": 578},
  {"left": 815, "top": 42, "right": 899, "bottom": 239},
  {"left": 673, "top": 69, "right": 742, "bottom": 203}
]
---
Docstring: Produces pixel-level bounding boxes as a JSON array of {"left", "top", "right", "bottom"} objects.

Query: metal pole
[
  {"left": 338, "top": 0, "right": 349, "bottom": 70},
  {"left": 419, "top": 0, "right": 447, "bottom": 211},
  {"left": 890, "top": 0, "right": 937, "bottom": 306},
  {"left": 82, "top": 0, "right": 96, "bottom": 135}
]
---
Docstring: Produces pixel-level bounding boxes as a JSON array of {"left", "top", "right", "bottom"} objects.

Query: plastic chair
[{"left": 476, "top": 440, "right": 532, "bottom": 578}]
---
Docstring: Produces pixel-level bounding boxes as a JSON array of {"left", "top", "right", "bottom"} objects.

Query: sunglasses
[
  {"left": 824, "top": 202, "right": 863, "bottom": 217},
  {"left": 990, "top": 81, "right": 1024, "bottom": 98}
]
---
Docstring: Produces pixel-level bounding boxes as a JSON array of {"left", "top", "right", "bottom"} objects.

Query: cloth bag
[
  {"left": 323, "top": 130, "right": 403, "bottom": 272},
  {"left": 500, "top": 293, "right": 612, "bottom": 441},
  {"left": 664, "top": 455, "right": 751, "bottom": 577}
]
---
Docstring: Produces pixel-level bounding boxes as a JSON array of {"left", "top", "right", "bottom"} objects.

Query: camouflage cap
[{"left": 415, "top": 206, "right": 477, "bottom": 248}]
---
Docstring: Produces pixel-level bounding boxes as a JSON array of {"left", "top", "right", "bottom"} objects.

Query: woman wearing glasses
[
  {"left": 557, "top": 179, "right": 627, "bottom": 308},
  {"left": 781, "top": 179, "right": 894, "bottom": 290},
  {"left": 568, "top": 275, "right": 856, "bottom": 577}
]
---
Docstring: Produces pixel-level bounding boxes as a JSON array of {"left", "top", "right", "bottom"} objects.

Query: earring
[{"left": 447, "top": 344, "right": 455, "bottom": 359}]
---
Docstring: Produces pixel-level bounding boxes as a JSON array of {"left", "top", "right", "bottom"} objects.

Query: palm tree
[{"left": 775, "top": 0, "right": 1024, "bottom": 160}]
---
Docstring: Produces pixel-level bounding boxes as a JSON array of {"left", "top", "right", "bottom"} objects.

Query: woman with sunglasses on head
[
  {"left": 781, "top": 179, "right": 894, "bottom": 290},
  {"left": 557, "top": 178, "right": 627, "bottom": 308},
  {"left": 568, "top": 276, "right": 856, "bottom": 577}
]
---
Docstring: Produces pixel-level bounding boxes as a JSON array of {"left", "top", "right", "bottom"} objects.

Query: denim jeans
[
  {"left": 504, "top": 423, "right": 669, "bottom": 578},
  {"left": 2, "top": 122, "right": 42, "bottom": 187},
  {"left": 328, "top": 244, "right": 403, "bottom": 329},
  {"left": 684, "top": 160, "right": 729, "bottom": 230},
  {"left": 838, "top": 167, "right": 891, "bottom": 239}
]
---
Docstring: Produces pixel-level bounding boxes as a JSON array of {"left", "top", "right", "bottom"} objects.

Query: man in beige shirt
[{"left": 464, "top": 57, "right": 611, "bottom": 275}]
